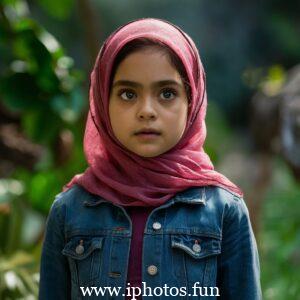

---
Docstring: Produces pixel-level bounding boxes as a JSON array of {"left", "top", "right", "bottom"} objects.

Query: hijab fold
[{"left": 63, "top": 18, "right": 243, "bottom": 206}]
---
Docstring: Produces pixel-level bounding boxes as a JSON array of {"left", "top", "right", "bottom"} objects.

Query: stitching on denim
[{"left": 172, "top": 241, "right": 201, "bottom": 257}]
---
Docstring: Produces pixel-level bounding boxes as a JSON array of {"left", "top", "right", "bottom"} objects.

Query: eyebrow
[{"left": 112, "top": 79, "right": 183, "bottom": 89}]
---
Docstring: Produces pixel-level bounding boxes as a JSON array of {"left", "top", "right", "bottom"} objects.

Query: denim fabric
[{"left": 38, "top": 184, "right": 262, "bottom": 300}]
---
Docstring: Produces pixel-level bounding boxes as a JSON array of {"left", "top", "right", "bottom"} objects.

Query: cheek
[
  {"left": 108, "top": 101, "right": 120, "bottom": 133},
  {"left": 109, "top": 100, "right": 131, "bottom": 118},
  {"left": 109, "top": 100, "right": 122, "bottom": 121},
  {"left": 170, "top": 103, "right": 188, "bottom": 132},
  {"left": 109, "top": 102, "right": 131, "bottom": 138},
  {"left": 177, "top": 113, "right": 187, "bottom": 137},
  {"left": 173, "top": 105, "right": 188, "bottom": 141}
]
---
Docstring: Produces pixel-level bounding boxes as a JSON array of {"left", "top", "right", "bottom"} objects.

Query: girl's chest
[{"left": 62, "top": 201, "right": 222, "bottom": 299}]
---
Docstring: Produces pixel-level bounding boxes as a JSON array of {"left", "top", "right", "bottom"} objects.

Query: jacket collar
[
  {"left": 173, "top": 186, "right": 207, "bottom": 205},
  {"left": 83, "top": 186, "right": 207, "bottom": 208}
]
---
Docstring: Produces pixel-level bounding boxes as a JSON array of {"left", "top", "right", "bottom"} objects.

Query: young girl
[{"left": 39, "top": 18, "right": 262, "bottom": 299}]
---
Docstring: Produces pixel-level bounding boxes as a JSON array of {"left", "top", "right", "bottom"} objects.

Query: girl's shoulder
[
  {"left": 205, "top": 185, "right": 243, "bottom": 203},
  {"left": 51, "top": 184, "right": 94, "bottom": 207},
  {"left": 204, "top": 185, "right": 251, "bottom": 226},
  {"left": 199, "top": 185, "right": 246, "bottom": 211}
]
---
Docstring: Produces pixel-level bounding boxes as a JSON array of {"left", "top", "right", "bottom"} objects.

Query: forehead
[{"left": 113, "top": 48, "right": 182, "bottom": 83}]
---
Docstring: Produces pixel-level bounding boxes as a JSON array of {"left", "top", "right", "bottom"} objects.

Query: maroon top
[{"left": 124, "top": 206, "right": 154, "bottom": 300}]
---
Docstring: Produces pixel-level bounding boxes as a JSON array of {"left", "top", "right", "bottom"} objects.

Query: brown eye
[
  {"left": 160, "top": 88, "right": 177, "bottom": 100},
  {"left": 118, "top": 89, "right": 136, "bottom": 101}
]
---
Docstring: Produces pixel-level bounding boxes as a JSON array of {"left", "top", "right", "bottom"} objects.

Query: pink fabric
[{"left": 63, "top": 17, "right": 243, "bottom": 206}]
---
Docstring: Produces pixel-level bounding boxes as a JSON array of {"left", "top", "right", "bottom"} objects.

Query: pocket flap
[
  {"left": 171, "top": 234, "right": 221, "bottom": 259},
  {"left": 62, "top": 236, "right": 104, "bottom": 260}
]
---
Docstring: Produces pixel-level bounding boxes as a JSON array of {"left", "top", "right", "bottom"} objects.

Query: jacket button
[
  {"left": 76, "top": 240, "right": 84, "bottom": 255},
  {"left": 147, "top": 265, "right": 158, "bottom": 275},
  {"left": 152, "top": 222, "right": 161, "bottom": 230},
  {"left": 192, "top": 240, "right": 201, "bottom": 253}
]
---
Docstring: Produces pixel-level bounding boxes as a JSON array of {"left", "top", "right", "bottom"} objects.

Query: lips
[{"left": 135, "top": 128, "right": 161, "bottom": 135}]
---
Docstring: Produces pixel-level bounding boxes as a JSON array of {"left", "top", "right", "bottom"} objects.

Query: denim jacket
[{"left": 38, "top": 184, "right": 262, "bottom": 300}]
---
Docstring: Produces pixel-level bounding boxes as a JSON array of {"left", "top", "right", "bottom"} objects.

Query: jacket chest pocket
[
  {"left": 171, "top": 234, "right": 221, "bottom": 296},
  {"left": 62, "top": 236, "right": 104, "bottom": 286}
]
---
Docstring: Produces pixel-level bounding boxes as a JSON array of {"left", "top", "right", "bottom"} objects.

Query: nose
[{"left": 137, "top": 97, "right": 157, "bottom": 120}]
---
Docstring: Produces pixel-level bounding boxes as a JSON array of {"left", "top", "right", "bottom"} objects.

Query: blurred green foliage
[
  {"left": 0, "top": 0, "right": 84, "bottom": 144},
  {"left": 261, "top": 158, "right": 300, "bottom": 299},
  {"left": 0, "top": 0, "right": 86, "bottom": 296},
  {"left": 0, "top": 0, "right": 86, "bottom": 210},
  {"left": 35, "top": 0, "right": 75, "bottom": 19}
]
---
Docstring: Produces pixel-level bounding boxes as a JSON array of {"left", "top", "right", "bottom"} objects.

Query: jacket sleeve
[
  {"left": 217, "top": 196, "right": 262, "bottom": 300},
  {"left": 38, "top": 194, "right": 71, "bottom": 300}
]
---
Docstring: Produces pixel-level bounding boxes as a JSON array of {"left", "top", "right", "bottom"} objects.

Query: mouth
[
  {"left": 134, "top": 128, "right": 161, "bottom": 140},
  {"left": 134, "top": 133, "right": 161, "bottom": 141},
  {"left": 134, "top": 128, "right": 161, "bottom": 135}
]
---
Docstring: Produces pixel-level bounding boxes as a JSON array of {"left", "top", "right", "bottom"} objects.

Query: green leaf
[
  {"left": 0, "top": 72, "right": 41, "bottom": 112},
  {"left": 22, "top": 109, "right": 61, "bottom": 144},
  {"left": 36, "top": 0, "right": 75, "bottom": 19}
]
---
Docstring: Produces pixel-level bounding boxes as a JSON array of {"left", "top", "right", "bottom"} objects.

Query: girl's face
[{"left": 109, "top": 48, "right": 189, "bottom": 158}]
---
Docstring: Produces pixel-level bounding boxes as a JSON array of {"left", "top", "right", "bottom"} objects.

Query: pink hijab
[{"left": 63, "top": 18, "right": 243, "bottom": 206}]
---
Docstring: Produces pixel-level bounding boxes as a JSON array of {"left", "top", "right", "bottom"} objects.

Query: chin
[
  {"left": 133, "top": 149, "right": 163, "bottom": 158},
  {"left": 136, "top": 152, "right": 160, "bottom": 158}
]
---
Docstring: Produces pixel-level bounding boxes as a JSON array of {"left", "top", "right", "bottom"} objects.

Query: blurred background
[{"left": 0, "top": 0, "right": 299, "bottom": 299}]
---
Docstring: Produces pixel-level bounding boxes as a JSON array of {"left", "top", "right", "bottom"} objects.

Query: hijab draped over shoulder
[{"left": 63, "top": 18, "right": 243, "bottom": 206}]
